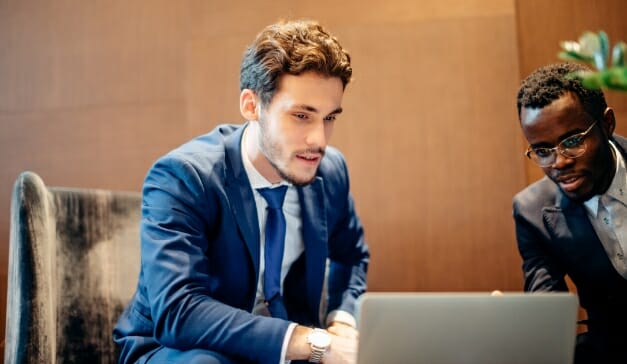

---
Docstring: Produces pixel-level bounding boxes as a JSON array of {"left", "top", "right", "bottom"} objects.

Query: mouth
[
  {"left": 556, "top": 174, "right": 585, "bottom": 192},
  {"left": 295, "top": 149, "right": 324, "bottom": 165},
  {"left": 296, "top": 152, "right": 321, "bottom": 164}
]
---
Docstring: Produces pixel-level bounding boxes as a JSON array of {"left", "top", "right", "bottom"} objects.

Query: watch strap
[
  {"left": 309, "top": 347, "right": 325, "bottom": 363},
  {"left": 307, "top": 328, "right": 330, "bottom": 363}
]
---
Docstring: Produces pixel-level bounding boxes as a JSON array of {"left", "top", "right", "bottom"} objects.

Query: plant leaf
[
  {"left": 597, "top": 31, "right": 610, "bottom": 70},
  {"left": 565, "top": 70, "right": 600, "bottom": 89},
  {"left": 560, "top": 40, "right": 580, "bottom": 53},
  {"left": 578, "top": 31, "right": 601, "bottom": 57},
  {"left": 612, "top": 42, "right": 626, "bottom": 67},
  {"left": 605, "top": 67, "right": 627, "bottom": 90},
  {"left": 580, "top": 72, "right": 605, "bottom": 89},
  {"left": 558, "top": 50, "right": 594, "bottom": 63},
  {"left": 558, "top": 30, "right": 627, "bottom": 93}
]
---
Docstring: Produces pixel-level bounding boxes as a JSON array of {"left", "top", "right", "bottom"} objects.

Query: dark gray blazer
[{"left": 513, "top": 135, "right": 627, "bottom": 338}]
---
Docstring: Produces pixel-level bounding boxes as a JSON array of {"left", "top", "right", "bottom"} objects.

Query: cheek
[
  {"left": 587, "top": 146, "right": 612, "bottom": 178},
  {"left": 583, "top": 139, "right": 606, "bottom": 165},
  {"left": 325, "top": 122, "right": 334, "bottom": 140},
  {"left": 269, "top": 121, "right": 292, "bottom": 145},
  {"left": 541, "top": 166, "right": 555, "bottom": 179}
]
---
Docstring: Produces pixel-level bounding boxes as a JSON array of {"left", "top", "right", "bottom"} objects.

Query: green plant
[{"left": 559, "top": 30, "right": 627, "bottom": 91}]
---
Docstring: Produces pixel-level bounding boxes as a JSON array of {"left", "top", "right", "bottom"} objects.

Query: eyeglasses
[{"left": 525, "top": 121, "right": 597, "bottom": 167}]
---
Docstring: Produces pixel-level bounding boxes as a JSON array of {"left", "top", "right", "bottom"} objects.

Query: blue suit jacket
[
  {"left": 513, "top": 135, "right": 627, "bottom": 338},
  {"left": 113, "top": 124, "right": 369, "bottom": 363}
]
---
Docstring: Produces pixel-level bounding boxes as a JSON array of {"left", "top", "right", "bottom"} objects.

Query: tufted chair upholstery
[{"left": 5, "top": 171, "right": 141, "bottom": 364}]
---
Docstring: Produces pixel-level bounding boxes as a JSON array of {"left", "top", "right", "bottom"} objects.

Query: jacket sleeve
[
  {"left": 513, "top": 197, "right": 568, "bottom": 292},
  {"left": 140, "top": 154, "right": 289, "bottom": 364}
]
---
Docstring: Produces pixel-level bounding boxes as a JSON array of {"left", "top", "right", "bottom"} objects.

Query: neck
[{"left": 243, "top": 123, "right": 281, "bottom": 184}]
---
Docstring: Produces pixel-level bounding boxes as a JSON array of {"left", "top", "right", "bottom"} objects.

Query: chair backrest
[{"left": 5, "top": 171, "right": 142, "bottom": 364}]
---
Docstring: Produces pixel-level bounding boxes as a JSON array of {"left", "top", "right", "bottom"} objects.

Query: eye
[
  {"left": 293, "top": 113, "right": 307, "bottom": 120},
  {"left": 534, "top": 148, "right": 553, "bottom": 158},
  {"left": 323, "top": 115, "right": 337, "bottom": 122},
  {"left": 560, "top": 135, "right": 583, "bottom": 148}
]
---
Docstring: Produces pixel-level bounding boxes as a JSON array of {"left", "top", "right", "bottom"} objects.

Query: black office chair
[{"left": 5, "top": 171, "right": 142, "bottom": 363}]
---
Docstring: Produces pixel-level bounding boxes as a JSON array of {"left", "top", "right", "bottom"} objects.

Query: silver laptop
[{"left": 356, "top": 292, "right": 579, "bottom": 364}]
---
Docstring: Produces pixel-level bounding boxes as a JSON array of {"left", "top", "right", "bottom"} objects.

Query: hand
[
  {"left": 323, "top": 331, "right": 358, "bottom": 364},
  {"left": 327, "top": 321, "right": 358, "bottom": 340},
  {"left": 286, "top": 325, "right": 358, "bottom": 364}
]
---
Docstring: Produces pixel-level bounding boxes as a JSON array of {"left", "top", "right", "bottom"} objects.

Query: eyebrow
[
  {"left": 293, "top": 104, "right": 343, "bottom": 116},
  {"left": 530, "top": 127, "right": 588, "bottom": 148}
]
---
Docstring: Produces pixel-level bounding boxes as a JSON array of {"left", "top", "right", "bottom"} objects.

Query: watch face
[{"left": 310, "top": 330, "right": 332, "bottom": 347}]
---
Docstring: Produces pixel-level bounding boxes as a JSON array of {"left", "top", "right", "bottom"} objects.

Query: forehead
[
  {"left": 269, "top": 72, "right": 344, "bottom": 112},
  {"left": 520, "top": 92, "right": 589, "bottom": 144}
]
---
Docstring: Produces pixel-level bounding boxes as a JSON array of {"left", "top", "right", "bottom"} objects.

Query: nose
[
  {"left": 551, "top": 151, "right": 575, "bottom": 169},
  {"left": 305, "top": 119, "right": 329, "bottom": 148}
]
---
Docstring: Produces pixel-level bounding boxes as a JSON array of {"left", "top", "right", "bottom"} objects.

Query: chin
[
  {"left": 277, "top": 168, "right": 316, "bottom": 187},
  {"left": 287, "top": 175, "right": 316, "bottom": 187},
  {"left": 562, "top": 187, "right": 594, "bottom": 203}
]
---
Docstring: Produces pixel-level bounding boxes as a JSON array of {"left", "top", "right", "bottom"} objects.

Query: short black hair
[{"left": 517, "top": 63, "right": 607, "bottom": 121}]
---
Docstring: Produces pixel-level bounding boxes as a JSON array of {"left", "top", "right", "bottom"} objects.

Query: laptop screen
[{"left": 356, "top": 292, "right": 578, "bottom": 364}]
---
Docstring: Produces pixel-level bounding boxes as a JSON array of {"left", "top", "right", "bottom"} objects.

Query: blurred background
[{"left": 1, "top": 0, "right": 626, "bottom": 357}]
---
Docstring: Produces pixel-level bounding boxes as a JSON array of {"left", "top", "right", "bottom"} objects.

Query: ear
[
  {"left": 240, "top": 89, "right": 259, "bottom": 121},
  {"left": 601, "top": 107, "right": 616, "bottom": 137}
]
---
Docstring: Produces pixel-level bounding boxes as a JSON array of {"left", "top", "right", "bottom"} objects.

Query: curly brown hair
[{"left": 239, "top": 20, "right": 352, "bottom": 106}]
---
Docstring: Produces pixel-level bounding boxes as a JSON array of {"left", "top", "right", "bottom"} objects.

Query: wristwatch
[{"left": 307, "top": 328, "right": 331, "bottom": 363}]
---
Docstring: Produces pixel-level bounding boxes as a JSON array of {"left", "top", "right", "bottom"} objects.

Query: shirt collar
[
  {"left": 583, "top": 140, "right": 627, "bottom": 216},
  {"left": 605, "top": 140, "right": 627, "bottom": 204},
  {"left": 583, "top": 195, "right": 600, "bottom": 217}
]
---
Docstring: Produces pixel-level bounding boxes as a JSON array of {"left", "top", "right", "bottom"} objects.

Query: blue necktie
[{"left": 257, "top": 185, "right": 289, "bottom": 319}]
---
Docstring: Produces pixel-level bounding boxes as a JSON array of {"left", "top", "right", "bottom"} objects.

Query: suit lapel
[
  {"left": 543, "top": 194, "right": 588, "bottom": 241},
  {"left": 298, "top": 177, "right": 328, "bottom": 311},
  {"left": 223, "top": 124, "right": 261, "bottom": 276},
  {"left": 222, "top": 124, "right": 331, "bottom": 311},
  {"left": 542, "top": 180, "right": 610, "bottom": 269}
]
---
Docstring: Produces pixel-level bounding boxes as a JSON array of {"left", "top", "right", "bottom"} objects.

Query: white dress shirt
[
  {"left": 241, "top": 128, "right": 302, "bottom": 363},
  {"left": 240, "top": 126, "right": 357, "bottom": 363}
]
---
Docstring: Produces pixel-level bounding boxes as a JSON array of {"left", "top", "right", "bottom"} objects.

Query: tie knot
[{"left": 257, "top": 185, "right": 288, "bottom": 209}]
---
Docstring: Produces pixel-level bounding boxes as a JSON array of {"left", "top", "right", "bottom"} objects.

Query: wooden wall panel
[
  {"left": 337, "top": 18, "right": 524, "bottom": 291},
  {"left": 515, "top": 0, "right": 627, "bottom": 183},
  {"left": 185, "top": 0, "right": 514, "bottom": 38},
  {"left": 0, "top": 1, "right": 189, "bottom": 112},
  {"left": 0, "top": 1, "right": 194, "bottom": 354},
  {"left": 0, "top": 275, "right": 4, "bottom": 355}
]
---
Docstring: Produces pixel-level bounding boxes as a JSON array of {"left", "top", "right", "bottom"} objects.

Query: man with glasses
[{"left": 514, "top": 63, "right": 627, "bottom": 363}]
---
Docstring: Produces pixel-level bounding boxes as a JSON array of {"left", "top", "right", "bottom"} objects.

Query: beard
[
  {"left": 271, "top": 158, "right": 316, "bottom": 187},
  {"left": 258, "top": 117, "right": 324, "bottom": 187},
  {"left": 549, "top": 141, "right": 616, "bottom": 203}
]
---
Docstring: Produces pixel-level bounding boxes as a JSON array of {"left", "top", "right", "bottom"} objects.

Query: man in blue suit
[
  {"left": 114, "top": 20, "right": 369, "bottom": 364},
  {"left": 514, "top": 63, "right": 627, "bottom": 363}
]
